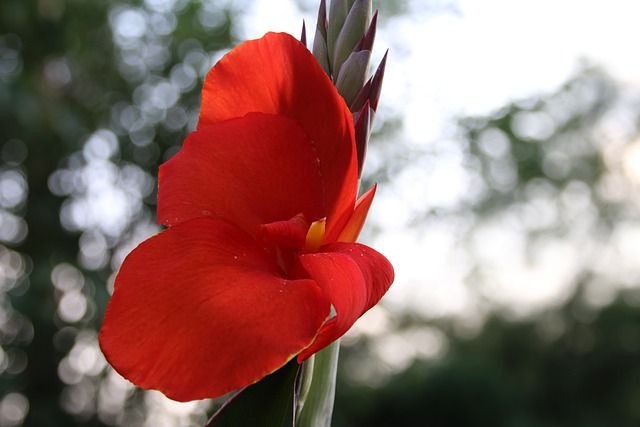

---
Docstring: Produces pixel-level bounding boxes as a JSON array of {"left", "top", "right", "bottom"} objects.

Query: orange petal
[{"left": 334, "top": 184, "right": 376, "bottom": 243}]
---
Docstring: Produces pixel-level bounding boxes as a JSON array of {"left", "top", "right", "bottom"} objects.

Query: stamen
[{"left": 303, "top": 218, "right": 326, "bottom": 253}]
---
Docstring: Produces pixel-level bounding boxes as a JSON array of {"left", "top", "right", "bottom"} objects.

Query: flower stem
[{"left": 295, "top": 340, "right": 340, "bottom": 427}]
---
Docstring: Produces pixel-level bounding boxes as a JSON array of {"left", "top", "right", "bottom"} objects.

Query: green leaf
[{"left": 205, "top": 359, "right": 301, "bottom": 427}]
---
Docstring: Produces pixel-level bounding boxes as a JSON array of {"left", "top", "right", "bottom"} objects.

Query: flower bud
[
  {"left": 331, "top": 0, "right": 372, "bottom": 80},
  {"left": 312, "top": 31, "right": 330, "bottom": 76},
  {"left": 354, "top": 99, "right": 372, "bottom": 177},
  {"left": 327, "top": 0, "right": 354, "bottom": 69},
  {"left": 350, "top": 49, "right": 387, "bottom": 113},
  {"left": 301, "top": 21, "right": 308, "bottom": 47},
  {"left": 335, "top": 49, "right": 370, "bottom": 106},
  {"left": 311, "top": 0, "right": 331, "bottom": 76}
]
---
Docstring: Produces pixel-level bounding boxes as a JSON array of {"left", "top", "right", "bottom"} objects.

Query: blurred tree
[
  {"left": 1, "top": 0, "right": 239, "bottom": 424},
  {"left": 334, "top": 286, "right": 640, "bottom": 427}
]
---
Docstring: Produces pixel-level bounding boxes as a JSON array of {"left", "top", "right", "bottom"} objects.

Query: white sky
[
  {"left": 242, "top": 0, "right": 640, "bottom": 113},
  {"left": 239, "top": 0, "right": 640, "bottom": 320}
]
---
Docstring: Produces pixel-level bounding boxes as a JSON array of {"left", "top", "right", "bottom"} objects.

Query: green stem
[{"left": 295, "top": 340, "right": 340, "bottom": 427}]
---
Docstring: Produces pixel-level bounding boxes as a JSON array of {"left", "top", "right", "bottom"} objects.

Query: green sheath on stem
[{"left": 295, "top": 340, "right": 340, "bottom": 427}]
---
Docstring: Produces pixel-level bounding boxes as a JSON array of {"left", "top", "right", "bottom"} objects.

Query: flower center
[{"left": 256, "top": 214, "right": 326, "bottom": 276}]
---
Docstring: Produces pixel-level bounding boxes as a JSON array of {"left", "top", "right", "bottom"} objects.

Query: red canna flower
[{"left": 99, "top": 32, "right": 394, "bottom": 402}]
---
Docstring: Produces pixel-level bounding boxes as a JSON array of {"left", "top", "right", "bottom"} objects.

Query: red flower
[{"left": 99, "top": 32, "right": 394, "bottom": 402}]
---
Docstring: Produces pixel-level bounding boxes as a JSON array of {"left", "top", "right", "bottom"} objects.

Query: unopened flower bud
[
  {"left": 331, "top": 0, "right": 372, "bottom": 80},
  {"left": 327, "top": 0, "right": 354, "bottom": 68},
  {"left": 350, "top": 49, "right": 387, "bottom": 112},
  {"left": 312, "top": 0, "right": 331, "bottom": 76},
  {"left": 335, "top": 49, "right": 371, "bottom": 106},
  {"left": 354, "top": 99, "right": 372, "bottom": 177}
]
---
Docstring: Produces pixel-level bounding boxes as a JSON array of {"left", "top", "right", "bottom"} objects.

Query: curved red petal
[
  {"left": 99, "top": 218, "right": 330, "bottom": 401},
  {"left": 157, "top": 113, "right": 324, "bottom": 235},
  {"left": 257, "top": 212, "right": 309, "bottom": 249},
  {"left": 334, "top": 184, "right": 376, "bottom": 243},
  {"left": 295, "top": 242, "right": 394, "bottom": 361},
  {"left": 198, "top": 32, "right": 357, "bottom": 237}
]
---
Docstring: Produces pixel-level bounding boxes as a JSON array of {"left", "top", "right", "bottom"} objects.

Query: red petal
[
  {"left": 198, "top": 32, "right": 358, "bottom": 238},
  {"left": 333, "top": 184, "right": 376, "bottom": 243},
  {"left": 99, "top": 218, "right": 330, "bottom": 401},
  {"left": 295, "top": 242, "right": 394, "bottom": 360},
  {"left": 256, "top": 212, "right": 309, "bottom": 249},
  {"left": 157, "top": 113, "right": 324, "bottom": 236}
]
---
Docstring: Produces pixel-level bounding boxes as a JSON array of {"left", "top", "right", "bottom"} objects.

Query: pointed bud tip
[
  {"left": 301, "top": 20, "right": 307, "bottom": 47},
  {"left": 369, "top": 50, "right": 388, "bottom": 111},
  {"left": 316, "top": 0, "right": 327, "bottom": 38},
  {"left": 350, "top": 77, "right": 371, "bottom": 113},
  {"left": 355, "top": 9, "right": 378, "bottom": 52},
  {"left": 354, "top": 99, "right": 372, "bottom": 178}
]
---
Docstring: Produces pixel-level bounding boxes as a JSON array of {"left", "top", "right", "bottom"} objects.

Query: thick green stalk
[{"left": 295, "top": 340, "right": 340, "bottom": 427}]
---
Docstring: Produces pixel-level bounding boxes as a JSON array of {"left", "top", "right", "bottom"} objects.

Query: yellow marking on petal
[{"left": 303, "top": 218, "right": 326, "bottom": 253}]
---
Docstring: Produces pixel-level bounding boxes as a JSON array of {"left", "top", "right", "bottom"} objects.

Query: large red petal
[
  {"left": 157, "top": 113, "right": 324, "bottom": 235},
  {"left": 295, "top": 242, "right": 394, "bottom": 361},
  {"left": 198, "top": 32, "right": 358, "bottom": 237},
  {"left": 99, "top": 217, "right": 331, "bottom": 401}
]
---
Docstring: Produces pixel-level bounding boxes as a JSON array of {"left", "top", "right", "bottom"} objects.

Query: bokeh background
[{"left": 1, "top": 0, "right": 640, "bottom": 425}]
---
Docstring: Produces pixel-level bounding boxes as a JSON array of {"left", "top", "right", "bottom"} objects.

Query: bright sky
[
  {"left": 239, "top": 0, "right": 640, "bottom": 321},
  {"left": 242, "top": 0, "right": 640, "bottom": 112}
]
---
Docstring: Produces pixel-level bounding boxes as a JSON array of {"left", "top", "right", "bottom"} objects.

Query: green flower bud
[
  {"left": 335, "top": 49, "right": 371, "bottom": 106},
  {"left": 354, "top": 99, "right": 373, "bottom": 177},
  {"left": 312, "top": 29, "right": 331, "bottom": 76},
  {"left": 327, "top": 0, "right": 354, "bottom": 70},
  {"left": 331, "top": 0, "right": 372, "bottom": 80},
  {"left": 312, "top": 0, "right": 330, "bottom": 76}
]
